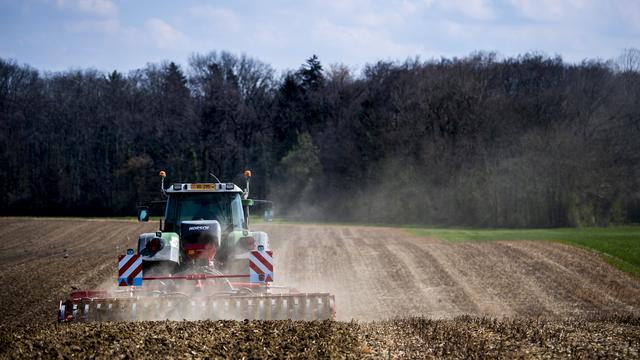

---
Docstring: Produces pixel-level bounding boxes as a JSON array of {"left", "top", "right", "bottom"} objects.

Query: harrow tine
[
  {"left": 252, "top": 298, "right": 259, "bottom": 320},
  {"left": 72, "top": 303, "right": 78, "bottom": 321},
  {"left": 308, "top": 296, "right": 317, "bottom": 320},
  {"left": 300, "top": 297, "right": 306, "bottom": 320},
  {"left": 315, "top": 296, "right": 323, "bottom": 320},
  {"left": 115, "top": 300, "right": 122, "bottom": 320},
  {"left": 275, "top": 297, "right": 284, "bottom": 320},
  {"left": 319, "top": 296, "right": 327, "bottom": 319},
  {"left": 282, "top": 297, "right": 289, "bottom": 320},
  {"left": 85, "top": 302, "right": 93, "bottom": 321},
  {"left": 298, "top": 297, "right": 305, "bottom": 320},
  {"left": 307, "top": 296, "right": 314, "bottom": 321},
  {"left": 309, "top": 296, "right": 320, "bottom": 320},
  {"left": 260, "top": 298, "right": 265, "bottom": 320},
  {"left": 210, "top": 299, "right": 218, "bottom": 320},
  {"left": 264, "top": 298, "right": 272, "bottom": 320},
  {"left": 322, "top": 296, "right": 330, "bottom": 320},
  {"left": 131, "top": 302, "right": 137, "bottom": 321},
  {"left": 113, "top": 300, "right": 120, "bottom": 320},
  {"left": 310, "top": 296, "right": 317, "bottom": 321},
  {"left": 164, "top": 299, "right": 172, "bottom": 320},
  {"left": 95, "top": 303, "right": 102, "bottom": 322},
  {"left": 261, "top": 298, "right": 268, "bottom": 320},
  {"left": 233, "top": 298, "right": 241, "bottom": 320},
  {"left": 216, "top": 298, "right": 224, "bottom": 320},
  {"left": 225, "top": 298, "right": 231, "bottom": 318},
  {"left": 58, "top": 302, "right": 65, "bottom": 323},
  {"left": 121, "top": 300, "right": 130, "bottom": 321},
  {"left": 289, "top": 297, "right": 296, "bottom": 319},
  {"left": 251, "top": 298, "right": 259, "bottom": 320},
  {"left": 240, "top": 298, "right": 249, "bottom": 320},
  {"left": 142, "top": 301, "right": 151, "bottom": 321},
  {"left": 159, "top": 299, "right": 165, "bottom": 319},
  {"left": 199, "top": 300, "right": 206, "bottom": 321}
]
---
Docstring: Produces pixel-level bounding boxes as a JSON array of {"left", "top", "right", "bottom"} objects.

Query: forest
[{"left": 1, "top": 50, "right": 639, "bottom": 227}]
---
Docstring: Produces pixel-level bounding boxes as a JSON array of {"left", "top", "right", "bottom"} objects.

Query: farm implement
[{"left": 58, "top": 170, "right": 335, "bottom": 322}]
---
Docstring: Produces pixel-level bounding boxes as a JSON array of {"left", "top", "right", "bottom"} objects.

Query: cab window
[{"left": 165, "top": 192, "right": 245, "bottom": 232}]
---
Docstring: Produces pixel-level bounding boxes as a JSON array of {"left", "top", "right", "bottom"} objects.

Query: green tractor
[{"left": 58, "top": 170, "right": 334, "bottom": 322}]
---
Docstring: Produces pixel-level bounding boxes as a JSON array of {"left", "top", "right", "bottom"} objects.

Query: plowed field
[
  {"left": 1, "top": 219, "right": 639, "bottom": 358},
  {"left": 266, "top": 224, "right": 640, "bottom": 320}
]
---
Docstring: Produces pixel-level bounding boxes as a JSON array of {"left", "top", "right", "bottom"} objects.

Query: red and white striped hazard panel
[
  {"left": 249, "top": 250, "right": 273, "bottom": 283},
  {"left": 118, "top": 254, "right": 143, "bottom": 286}
]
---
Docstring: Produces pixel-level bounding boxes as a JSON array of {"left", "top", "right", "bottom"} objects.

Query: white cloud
[
  {"left": 397, "top": 0, "right": 496, "bottom": 20},
  {"left": 313, "top": 0, "right": 371, "bottom": 13},
  {"left": 56, "top": 0, "right": 117, "bottom": 16},
  {"left": 508, "top": 1, "right": 640, "bottom": 37},
  {"left": 426, "top": 17, "right": 628, "bottom": 62},
  {"left": 510, "top": 0, "right": 588, "bottom": 22},
  {"left": 355, "top": 12, "right": 405, "bottom": 27},
  {"left": 253, "top": 23, "right": 288, "bottom": 48},
  {"left": 312, "top": 19, "right": 427, "bottom": 62},
  {"left": 442, "top": 0, "right": 496, "bottom": 20},
  {"left": 78, "top": 0, "right": 116, "bottom": 15},
  {"left": 421, "top": 0, "right": 435, "bottom": 7},
  {"left": 188, "top": 6, "right": 241, "bottom": 31},
  {"left": 143, "top": 18, "right": 187, "bottom": 49},
  {"left": 32, "top": 0, "right": 640, "bottom": 71},
  {"left": 68, "top": 18, "right": 119, "bottom": 34},
  {"left": 612, "top": 0, "right": 640, "bottom": 30},
  {"left": 64, "top": 14, "right": 188, "bottom": 51}
]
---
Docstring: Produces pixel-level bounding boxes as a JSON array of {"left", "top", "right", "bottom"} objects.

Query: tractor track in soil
[{"left": 1, "top": 219, "right": 639, "bottom": 358}]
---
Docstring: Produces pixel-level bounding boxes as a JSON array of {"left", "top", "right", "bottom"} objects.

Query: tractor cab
[
  {"left": 162, "top": 183, "right": 246, "bottom": 234},
  {"left": 135, "top": 173, "right": 269, "bottom": 273}
]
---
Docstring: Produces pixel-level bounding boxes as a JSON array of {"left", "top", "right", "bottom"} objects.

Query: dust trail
[
  {"left": 3, "top": 219, "right": 639, "bottom": 325},
  {"left": 255, "top": 223, "right": 640, "bottom": 321}
]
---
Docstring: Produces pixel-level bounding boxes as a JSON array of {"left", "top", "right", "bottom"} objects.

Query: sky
[{"left": 1, "top": 0, "right": 639, "bottom": 73}]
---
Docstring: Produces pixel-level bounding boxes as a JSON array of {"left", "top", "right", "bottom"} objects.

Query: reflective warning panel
[
  {"left": 249, "top": 250, "right": 273, "bottom": 283},
  {"left": 118, "top": 254, "right": 143, "bottom": 286}
]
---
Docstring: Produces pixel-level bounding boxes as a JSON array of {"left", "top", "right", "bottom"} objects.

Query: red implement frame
[{"left": 142, "top": 274, "right": 249, "bottom": 281}]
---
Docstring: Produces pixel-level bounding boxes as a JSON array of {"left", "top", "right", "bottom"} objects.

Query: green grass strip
[{"left": 409, "top": 227, "right": 640, "bottom": 277}]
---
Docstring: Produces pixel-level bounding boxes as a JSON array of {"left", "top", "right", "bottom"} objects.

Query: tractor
[{"left": 58, "top": 170, "right": 335, "bottom": 322}]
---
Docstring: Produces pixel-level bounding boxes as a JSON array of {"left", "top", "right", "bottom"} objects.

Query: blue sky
[{"left": 1, "top": 0, "right": 639, "bottom": 73}]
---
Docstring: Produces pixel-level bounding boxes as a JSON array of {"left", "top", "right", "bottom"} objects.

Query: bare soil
[
  {"left": 264, "top": 224, "right": 640, "bottom": 320},
  {"left": 0, "top": 218, "right": 156, "bottom": 326},
  {"left": 0, "top": 219, "right": 639, "bottom": 358},
  {"left": 2, "top": 316, "right": 639, "bottom": 359}
]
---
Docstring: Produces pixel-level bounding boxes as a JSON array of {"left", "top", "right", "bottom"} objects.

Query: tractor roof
[{"left": 166, "top": 183, "right": 243, "bottom": 194}]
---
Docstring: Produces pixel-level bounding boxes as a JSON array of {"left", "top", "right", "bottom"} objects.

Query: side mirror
[
  {"left": 242, "top": 199, "right": 254, "bottom": 207},
  {"left": 264, "top": 208, "right": 274, "bottom": 222},
  {"left": 137, "top": 207, "right": 150, "bottom": 222}
]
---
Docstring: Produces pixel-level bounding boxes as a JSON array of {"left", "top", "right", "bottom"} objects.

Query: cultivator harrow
[
  {"left": 59, "top": 251, "right": 335, "bottom": 322},
  {"left": 59, "top": 291, "right": 335, "bottom": 322}
]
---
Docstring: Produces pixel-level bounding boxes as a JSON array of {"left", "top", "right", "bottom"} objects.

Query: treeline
[{"left": 1, "top": 50, "right": 639, "bottom": 227}]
